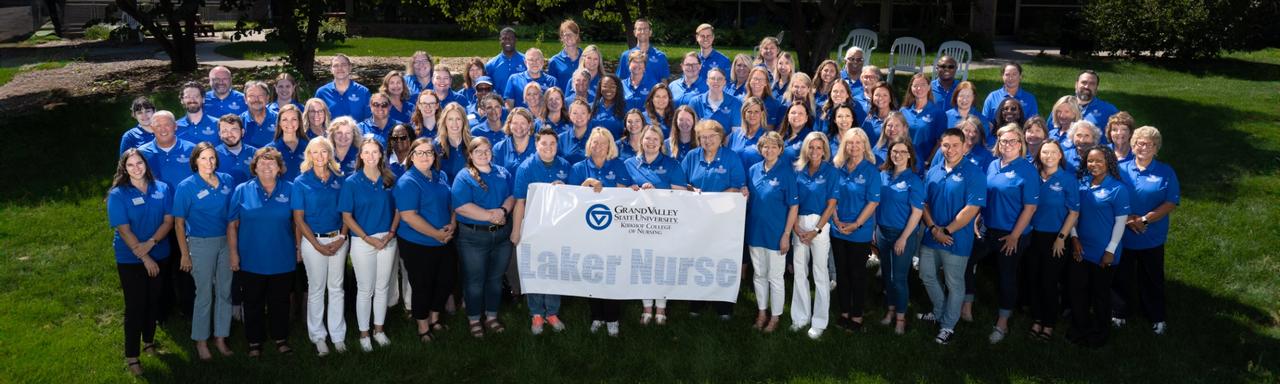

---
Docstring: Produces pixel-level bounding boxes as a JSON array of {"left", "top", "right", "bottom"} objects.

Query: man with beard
[
  {"left": 239, "top": 81, "right": 278, "bottom": 148},
  {"left": 215, "top": 114, "right": 257, "bottom": 186},
  {"left": 1074, "top": 70, "right": 1118, "bottom": 145},
  {"left": 177, "top": 82, "right": 220, "bottom": 146},
  {"left": 205, "top": 66, "right": 246, "bottom": 119},
  {"left": 931, "top": 56, "right": 959, "bottom": 110},
  {"left": 485, "top": 27, "right": 526, "bottom": 99}
]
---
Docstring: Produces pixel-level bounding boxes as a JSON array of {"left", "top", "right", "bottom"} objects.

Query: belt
[
  {"left": 461, "top": 222, "right": 506, "bottom": 232},
  {"left": 316, "top": 231, "right": 341, "bottom": 238}
]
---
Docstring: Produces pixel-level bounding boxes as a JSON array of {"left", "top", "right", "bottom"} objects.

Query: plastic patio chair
[
  {"left": 886, "top": 37, "right": 926, "bottom": 85},
  {"left": 936, "top": 40, "right": 973, "bottom": 82},
  {"left": 837, "top": 28, "right": 878, "bottom": 65}
]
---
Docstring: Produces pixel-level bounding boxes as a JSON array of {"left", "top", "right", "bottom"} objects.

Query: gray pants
[{"left": 188, "top": 236, "right": 232, "bottom": 341}]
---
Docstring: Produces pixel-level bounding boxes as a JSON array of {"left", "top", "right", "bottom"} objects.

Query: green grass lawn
[
  {"left": 1, "top": 50, "right": 1278, "bottom": 383},
  {"left": 0, "top": 61, "right": 68, "bottom": 86}
]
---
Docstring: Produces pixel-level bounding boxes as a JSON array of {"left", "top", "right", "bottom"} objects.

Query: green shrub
[
  {"left": 1084, "top": 0, "right": 1279, "bottom": 59},
  {"left": 83, "top": 23, "right": 116, "bottom": 40}
]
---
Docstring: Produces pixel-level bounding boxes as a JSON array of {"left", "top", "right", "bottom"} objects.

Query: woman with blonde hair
[
  {"left": 790, "top": 131, "right": 840, "bottom": 339},
  {"left": 302, "top": 98, "right": 332, "bottom": 140},
  {"left": 830, "top": 128, "right": 880, "bottom": 333},
  {"left": 292, "top": 136, "right": 349, "bottom": 355}
]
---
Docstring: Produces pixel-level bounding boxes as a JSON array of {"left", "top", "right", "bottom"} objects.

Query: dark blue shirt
[
  {"left": 548, "top": 48, "right": 581, "bottom": 91},
  {"left": 316, "top": 81, "right": 372, "bottom": 121},
  {"left": 617, "top": 46, "right": 670, "bottom": 84},
  {"left": 688, "top": 92, "right": 742, "bottom": 133},
  {"left": 832, "top": 160, "right": 882, "bottom": 242},
  {"left": 504, "top": 72, "right": 558, "bottom": 108},
  {"left": 268, "top": 139, "right": 306, "bottom": 182},
  {"left": 669, "top": 78, "right": 707, "bottom": 107},
  {"left": 437, "top": 139, "right": 469, "bottom": 180},
  {"left": 624, "top": 154, "right": 687, "bottom": 190},
  {"left": 450, "top": 165, "right": 513, "bottom": 226},
  {"left": 557, "top": 128, "right": 590, "bottom": 165},
  {"left": 1077, "top": 175, "right": 1130, "bottom": 264},
  {"left": 339, "top": 172, "right": 396, "bottom": 235},
  {"left": 983, "top": 157, "right": 1040, "bottom": 234},
  {"left": 513, "top": 155, "right": 572, "bottom": 199},
  {"left": 177, "top": 114, "right": 220, "bottom": 146},
  {"left": 335, "top": 144, "right": 359, "bottom": 175},
  {"left": 139, "top": 139, "right": 197, "bottom": 197},
  {"left": 981, "top": 87, "right": 1039, "bottom": 123},
  {"left": 746, "top": 161, "right": 799, "bottom": 250},
  {"left": 621, "top": 75, "right": 659, "bottom": 112},
  {"left": 107, "top": 181, "right": 173, "bottom": 263},
  {"left": 215, "top": 144, "right": 257, "bottom": 187},
  {"left": 485, "top": 52, "right": 527, "bottom": 97},
  {"left": 1119, "top": 160, "right": 1180, "bottom": 249},
  {"left": 930, "top": 78, "right": 958, "bottom": 111},
  {"left": 569, "top": 158, "right": 634, "bottom": 187},
  {"left": 172, "top": 172, "right": 234, "bottom": 237},
  {"left": 796, "top": 162, "right": 840, "bottom": 215},
  {"left": 493, "top": 135, "right": 537, "bottom": 174},
  {"left": 240, "top": 110, "right": 279, "bottom": 148},
  {"left": 590, "top": 102, "right": 626, "bottom": 139},
  {"left": 878, "top": 169, "right": 926, "bottom": 230},
  {"left": 1030, "top": 167, "right": 1080, "bottom": 233},
  {"left": 922, "top": 160, "right": 987, "bottom": 256},
  {"left": 119, "top": 125, "right": 154, "bottom": 155},
  {"left": 394, "top": 167, "right": 452, "bottom": 246},
  {"left": 228, "top": 180, "right": 296, "bottom": 275},
  {"left": 291, "top": 169, "right": 345, "bottom": 234},
  {"left": 204, "top": 90, "right": 246, "bottom": 119},
  {"left": 682, "top": 147, "right": 746, "bottom": 192}
]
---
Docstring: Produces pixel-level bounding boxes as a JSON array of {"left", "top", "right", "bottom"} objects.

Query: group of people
[{"left": 108, "top": 18, "right": 1180, "bottom": 375}]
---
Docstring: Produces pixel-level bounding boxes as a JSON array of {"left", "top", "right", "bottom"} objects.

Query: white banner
[{"left": 517, "top": 183, "right": 746, "bottom": 302}]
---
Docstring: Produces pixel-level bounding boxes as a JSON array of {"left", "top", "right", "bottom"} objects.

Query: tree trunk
[
  {"left": 116, "top": 0, "right": 199, "bottom": 73},
  {"left": 44, "top": 0, "right": 64, "bottom": 37},
  {"left": 617, "top": 0, "right": 634, "bottom": 47}
]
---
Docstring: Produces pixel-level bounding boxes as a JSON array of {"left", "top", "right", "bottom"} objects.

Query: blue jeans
[
  {"left": 187, "top": 236, "right": 232, "bottom": 341},
  {"left": 527, "top": 294, "right": 561, "bottom": 317},
  {"left": 877, "top": 226, "right": 922, "bottom": 315},
  {"left": 918, "top": 245, "right": 967, "bottom": 330},
  {"left": 457, "top": 224, "right": 512, "bottom": 321}
]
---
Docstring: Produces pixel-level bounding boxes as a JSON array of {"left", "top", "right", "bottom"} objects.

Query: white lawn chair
[
  {"left": 936, "top": 40, "right": 973, "bottom": 82},
  {"left": 836, "top": 28, "right": 878, "bottom": 64},
  {"left": 886, "top": 37, "right": 926, "bottom": 85}
]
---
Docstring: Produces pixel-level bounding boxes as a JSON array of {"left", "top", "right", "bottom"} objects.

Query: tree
[
  {"left": 762, "top": 0, "right": 860, "bottom": 72},
  {"left": 116, "top": 0, "right": 203, "bottom": 72},
  {"left": 1083, "top": 0, "right": 1279, "bottom": 59},
  {"left": 266, "top": 0, "right": 334, "bottom": 81}
]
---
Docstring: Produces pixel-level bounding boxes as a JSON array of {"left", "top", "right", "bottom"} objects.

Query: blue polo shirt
[
  {"left": 781, "top": 128, "right": 811, "bottom": 164},
  {"left": 1119, "top": 160, "right": 1180, "bottom": 249},
  {"left": 470, "top": 124, "right": 506, "bottom": 146},
  {"left": 493, "top": 135, "right": 536, "bottom": 172},
  {"left": 1079, "top": 98, "right": 1119, "bottom": 135},
  {"left": 139, "top": 139, "right": 197, "bottom": 194},
  {"left": 240, "top": 110, "right": 278, "bottom": 148},
  {"left": 671, "top": 141, "right": 696, "bottom": 164},
  {"left": 922, "top": 160, "right": 987, "bottom": 256},
  {"left": 228, "top": 179, "right": 296, "bottom": 275},
  {"left": 557, "top": 128, "right": 590, "bottom": 164},
  {"left": 796, "top": 162, "right": 840, "bottom": 215},
  {"left": 981, "top": 87, "right": 1040, "bottom": 122},
  {"left": 504, "top": 72, "right": 558, "bottom": 108},
  {"left": 485, "top": 52, "right": 527, "bottom": 97},
  {"left": 591, "top": 103, "right": 626, "bottom": 139},
  {"left": 291, "top": 170, "right": 345, "bottom": 234},
  {"left": 682, "top": 147, "right": 745, "bottom": 192},
  {"left": 983, "top": 157, "right": 1040, "bottom": 234},
  {"left": 389, "top": 101, "right": 414, "bottom": 125},
  {"left": 625, "top": 154, "right": 687, "bottom": 190},
  {"left": 727, "top": 127, "right": 766, "bottom": 169},
  {"left": 549, "top": 48, "right": 581, "bottom": 91},
  {"left": 119, "top": 125, "right": 154, "bottom": 155},
  {"left": 1078, "top": 175, "right": 1130, "bottom": 264},
  {"left": 832, "top": 160, "right": 881, "bottom": 242},
  {"left": 930, "top": 79, "right": 958, "bottom": 111},
  {"left": 622, "top": 76, "right": 659, "bottom": 112},
  {"left": 902, "top": 103, "right": 946, "bottom": 162},
  {"left": 698, "top": 49, "right": 731, "bottom": 82},
  {"left": 450, "top": 165, "right": 513, "bottom": 226},
  {"left": 860, "top": 114, "right": 885, "bottom": 144},
  {"left": 177, "top": 114, "right": 220, "bottom": 145},
  {"left": 394, "top": 166, "right": 452, "bottom": 246},
  {"left": 688, "top": 92, "right": 742, "bottom": 132},
  {"left": 1062, "top": 145, "right": 1086, "bottom": 175},
  {"left": 569, "top": 158, "right": 634, "bottom": 187},
  {"left": 617, "top": 46, "right": 670, "bottom": 84},
  {"left": 215, "top": 144, "right": 257, "bottom": 186},
  {"left": 744, "top": 95, "right": 786, "bottom": 129},
  {"left": 514, "top": 155, "right": 572, "bottom": 199},
  {"left": 339, "top": 172, "right": 396, "bottom": 235},
  {"left": 316, "top": 81, "right": 372, "bottom": 121},
  {"left": 107, "top": 181, "right": 173, "bottom": 263},
  {"left": 1030, "top": 167, "right": 1080, "bottom": 233},
  {"left": 335, "top": 145, "right": 358, "bottom": 175},
  {"left": 669, "top": 78, "right": 707, "bottom": 107},
  {"left": 267, "top": 101, "right": 304, "bottom": 116},
  {"left": 878, "top": 169, "right": 926, "bottom": 230},
  {"left": 565, "top": 83, "right": 597, "bottom": 105},
  {"left": 359, "top": 117, "right": 401, "bottom": 146},
  {"left": 268, "top": 139, "right": 306, "bottom": 182},
  {"left": 617, "top": 138, "right": 641, "bottom": 160},
  {"left": 434, "top": 90, "right": 469, "bottom": 111},
  {"left": 930, "top": 145, "right": 994, "bottom": 174},
  {"left": 403, "top": 74, "right": 432, "bottom": 101},
  {"left": 437, "top": 139, "right": 469, "bottom": 180},
  {"left": 172, "top": 172, "right": 234, "bottom": 237},
  {"left": 945, "top": 107, "right": 987, "bottom": 132},
  {"left": 204, "top": 90, "right": 246, "bottom": 119},
  {"left": 746, "top": 161, "right": 799, "bottom": 250}
]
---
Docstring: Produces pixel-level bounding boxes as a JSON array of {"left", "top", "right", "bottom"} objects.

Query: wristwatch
[
  {"left": 941, "top": 227, "right": 952, "bottom": 236},
  {"left": 1057, "top": 233, "right": 1067, "bottom": 240}
]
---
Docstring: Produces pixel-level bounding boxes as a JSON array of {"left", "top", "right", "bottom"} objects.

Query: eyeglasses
[
  {"left": 412, "top": 150, "right": 434, "bottom": 157},
  {"left": 937, "top": 64, "right": 957, "bottom": 70},
  {"left": 998, "top": 139, "right": 1022, "bottom": 145},
  {"left": 371, "top": 102, "right": 390, "bottom": 108},
  {"left": 391, "top": 136, "right": 410, "bottom": 142},
  {"left": 846, "top": 57, "right": 864, "bottom": 62}
]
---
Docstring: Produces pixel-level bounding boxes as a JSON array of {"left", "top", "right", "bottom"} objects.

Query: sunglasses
[
  {"left": 371, "top": 102, "right": 390, "bottom": 108},
  {"left": 390, "top": 136, "right": 410, "bottom": 142},
  {"left": 937, "top": 64, "right": 957, "bottom": 70}
]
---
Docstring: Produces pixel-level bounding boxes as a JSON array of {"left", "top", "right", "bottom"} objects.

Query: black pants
[
  {"left": 398, "top": 237, "right": 457, "bottom": 320},
  {"left": 1025, "top": 231, "right": 1069, "bottom": 326},
  {"left": 239, "top": 270, "right": 293, "bottom": 344},
  {"left": 118, "top": 259, "right": 166, "bottom": 358},
  {"left": 1112, "top": 245, "right": 1167, "bottom": 323},
  {"left": 688, "top": 300, "right": 734, "bottom": 317},
  {"left": 163, "top": 234, "right": 196, "bottom": 317},
  {"left": 589, "top": 299, "right": 621, "bottom": 322},
  {"left": 832, "top": 237, "right": 870, "bottom": 317},
  {"left": 1068, "top": 258, "right": 1114, "bottom": 346},
  {"left": 967, "top": 228, "right": 1031, "bottom": 314}
]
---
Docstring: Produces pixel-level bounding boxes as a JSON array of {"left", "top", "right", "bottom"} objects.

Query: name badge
[
  {"left": 131, "top": 197, "right": 146, "bottom": 206},
  {"left": 196, "top": 189, "right": 210, "bottom": 199}
]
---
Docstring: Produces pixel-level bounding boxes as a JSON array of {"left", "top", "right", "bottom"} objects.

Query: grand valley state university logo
[{"left": 586, "top": 204, "right": 613, "bottom": 230}]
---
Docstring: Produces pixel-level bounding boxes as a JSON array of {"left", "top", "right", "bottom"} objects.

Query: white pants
[
  {"left": 749, "top": 246, "right": 786, "bottom": 316},
  {"left": 350, "top": 233, "right": 398, "bottom": 332},
  {"left": 301, "top": 235, "right": 349, "bottom": 343},
  {"left": 790, "top": 214, "right": 832, "bottom": 330}
]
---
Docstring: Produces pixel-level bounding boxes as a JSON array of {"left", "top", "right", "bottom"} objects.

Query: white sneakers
[
  {"left": 606, "top": 322, "right": 620, "bottom": 337},
  {"left": 988, "top": 326, "right": 1007, "bottom": 344},
  {"left": 590, "top": 320, "right": 604, "bottom": 333},
  {"left": 314, "top": 341, "right": 330, "bottom": 357},
  {"left": 359, "top": 337, "right": 373, "bottom": 352},
  {"left": 807, "top": 327, "right": 824, "bottom": 340},
  {"left": 373, "top": 332, "right": 391, "bottom": 347},
  {"left": 1152, "top": 322, "right": 1167, "bottom": 335}
]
